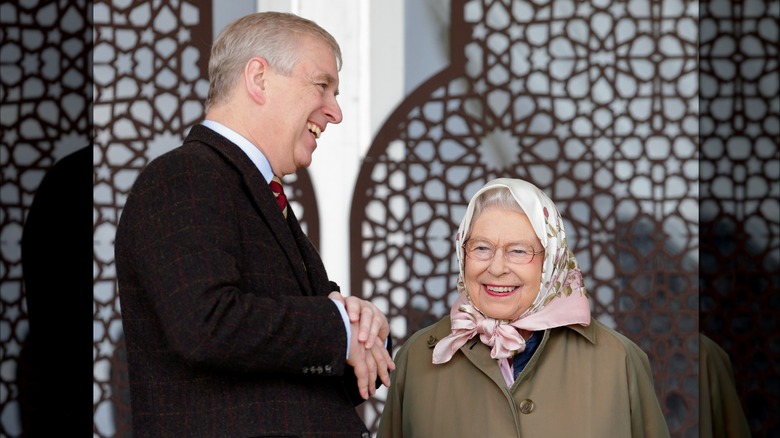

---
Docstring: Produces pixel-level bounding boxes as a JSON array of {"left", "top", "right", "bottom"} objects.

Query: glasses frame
[{"left": 462, "top": 239, "right": 545, "bottom": 265}]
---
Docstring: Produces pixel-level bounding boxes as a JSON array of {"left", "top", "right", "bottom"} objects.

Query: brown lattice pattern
[
  {"left": 92, "top": 1, "right": 319, "bottom": 436},
  {"left": 92, "top": 2, "right": 212, "bottom": 434},
  {"left": 699, "top": 0, "right": 780, "bottom": 436},
  {"left": 351, "top": 1, "right": 699, "bottom": 435},
  {"left": 93, "top": 1, "right": 211, "bottom": 436},
  {"left": 0, "top": 1, "right": 91, "bottom": 436}
]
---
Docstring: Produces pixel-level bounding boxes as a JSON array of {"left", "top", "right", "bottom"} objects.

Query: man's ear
[{"left": 245, "top": 57, "right": 267, "bottom": 104}]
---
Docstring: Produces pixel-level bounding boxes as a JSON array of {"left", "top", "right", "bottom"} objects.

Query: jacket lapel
[{"left": 186, "top": 125, "right": 314, "bottom": 295}]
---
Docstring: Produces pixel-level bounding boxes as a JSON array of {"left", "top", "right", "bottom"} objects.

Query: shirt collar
[{"left": 201, "top": 119, "right": 274, "bottom": 184}]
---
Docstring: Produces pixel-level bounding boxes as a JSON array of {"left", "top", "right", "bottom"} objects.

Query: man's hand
[
  {"left": 346, "top": 326, "right": 395, "bottom": 400},
  {"left": 328, "top": 292, "right": 389, "bottom": 349},
  {"left": 329, "top": 292, "right": 395, "bottom": 399}
]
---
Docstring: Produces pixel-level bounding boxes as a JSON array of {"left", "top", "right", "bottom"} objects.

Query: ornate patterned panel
[
  {"left": 700, "top": 0, "right": 780, "bottom": 435},
  {"left": 92, "top": 2, "right": 213, "bottom": 433},
  {"left": 351, "top": 0, "right": 699, "bottom": 435},
  {"left": 0, "top": 1, "right": 92, "bottom": 436},
  {"left": 92, "top": 1, "right": 321, "bottom": 436}
]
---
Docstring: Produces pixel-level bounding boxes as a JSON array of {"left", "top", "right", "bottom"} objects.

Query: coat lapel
[
  {"left": 460, "top": 338, "right": 511, "bottom": 390},
  {"left": 429, "top": 317, "right": 510, "bottom": 390},
  {"left": 186, "top": 125, "right": 313, "bottom": 295}
]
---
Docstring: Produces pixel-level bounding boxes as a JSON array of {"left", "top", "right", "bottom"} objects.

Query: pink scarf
[{"left": 431, "top": 178, "right": 591, "bottom": 386}]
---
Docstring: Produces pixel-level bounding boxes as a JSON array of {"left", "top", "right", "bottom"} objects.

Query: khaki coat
[
  {"left": 699, "top": 333, "right": 751, "bottom": 438},
  {"left": 377, "top": 316, "right": 670, "bottom": 438}
]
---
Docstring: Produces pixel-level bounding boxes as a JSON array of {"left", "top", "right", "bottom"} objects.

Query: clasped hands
[{"left": 329, "top": 292, "right": 395, "bottom": 400}]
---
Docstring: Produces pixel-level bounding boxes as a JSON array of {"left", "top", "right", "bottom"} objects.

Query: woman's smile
[{"left": 482, "top": 284, "right": 520, "bottom": 297}]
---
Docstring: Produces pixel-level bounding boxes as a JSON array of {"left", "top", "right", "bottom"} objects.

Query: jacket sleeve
[
  {"left": 116, "top": 146, "right": 348, "bottom": 376},
  {"left": 626, "top": 344, "right": 672, "bottom": 438}
]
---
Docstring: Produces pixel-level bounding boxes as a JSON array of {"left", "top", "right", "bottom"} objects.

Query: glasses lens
[
  {"left": 466, "top": 240, "right": 540, "bottom": 264},
  {"left": 505, "top": 245, "right": 535, "bottom": 264},
  {"left": 466, "top": 240, "right": 494, "bottom": 261}
]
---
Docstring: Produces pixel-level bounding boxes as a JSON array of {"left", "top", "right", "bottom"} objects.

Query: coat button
[
  {"left": 361, "top": 432, "right": 370, "bottom": 438},
  {"left": 302, "top": 367, "right": 309, "bottom": 374},
  {"left": 316, "top": 366, "right": 324, "bottom": 374},
  {"left": 519, "top": 399, "right": 535, "bottom": 414},
  {"left": 426, "top": 335, "right": 437, "bottom": 347},
  {"left": 324, "top": 365, "right": 333, "bottom": 374}
]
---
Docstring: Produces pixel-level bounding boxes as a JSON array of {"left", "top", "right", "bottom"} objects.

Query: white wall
[{"left": 254, "top": 0, "right": 407, "bottom": 295}]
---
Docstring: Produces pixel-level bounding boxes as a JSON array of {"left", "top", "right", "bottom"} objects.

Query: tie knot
[{"left": 270, "top": 176, "right": 288, "bottom": 218}]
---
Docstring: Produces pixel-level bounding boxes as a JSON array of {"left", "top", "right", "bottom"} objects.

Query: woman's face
[{"left": 463, "top": 207, "right": 544, "bottom": 320}]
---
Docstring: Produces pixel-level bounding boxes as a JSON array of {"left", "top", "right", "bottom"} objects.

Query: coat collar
[
  {"left": 566, "top": 318, "right": 597, "bottom": 344},
  {"left": 426, "top": 315, "right": 596, "bottom": 349},
  {"left": 426, "top": 315, "right": 597, "bottom": 389}
]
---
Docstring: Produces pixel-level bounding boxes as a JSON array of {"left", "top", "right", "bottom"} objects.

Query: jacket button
[
  {"left": 426, "top": 335, "right": 437, "bottom": 347},
  {"left": 324, "top": 365, "right": 333, "bottom": 374},
  {"left": 302, "top": 367, "right": 309, "bottom": 374},
  {"left": 361, "top": 432, "right": 370, "bottom": 438},
  {"left": 519, "top": 399, "right": 535, "bottom": 414},
  {"left": 316, "top": 366, "right": 324, "bottom": 374}
]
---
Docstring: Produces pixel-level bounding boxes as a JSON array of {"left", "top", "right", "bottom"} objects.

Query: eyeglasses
[{"left": 463, "top": 239, "right": 544, "bottom": 264}]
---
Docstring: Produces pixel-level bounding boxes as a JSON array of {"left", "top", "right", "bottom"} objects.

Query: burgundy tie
[{"left": 269, "top": 176, "right": 288, "bottom": 218}]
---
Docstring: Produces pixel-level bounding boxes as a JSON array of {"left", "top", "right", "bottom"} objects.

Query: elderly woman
[{"left": 377, "top": 178, "right": 669, "bottom": 437}]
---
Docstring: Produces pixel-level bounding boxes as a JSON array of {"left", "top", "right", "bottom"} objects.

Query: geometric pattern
[
  {"left": 0, "top": 1, "right": 91, "bottom": 436},
  {"left": 351, "top": 1, "right": 699, "bottom": 435},
  {"left": 92, "top": 1, "right": 213, "bottom": 434},
  {"left": 699, "top": 0, "right": 780, "bottom": 435}
]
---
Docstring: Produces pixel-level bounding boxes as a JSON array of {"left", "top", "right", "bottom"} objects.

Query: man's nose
[{"left": 324, "top": 95, "right": 342, "bottom": 124}]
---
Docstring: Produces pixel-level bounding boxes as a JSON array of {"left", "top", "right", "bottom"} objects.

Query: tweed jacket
[
  {"left": 377, "top": 316, "right": 670, "bottom": 438},
  {"left": 115, "top": 125, "right": 370, "bottom": 437}
]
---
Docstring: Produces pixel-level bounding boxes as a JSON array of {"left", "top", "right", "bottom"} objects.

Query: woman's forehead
[{"left": 470, "top": 208, "right": 537, "bottom": 239}]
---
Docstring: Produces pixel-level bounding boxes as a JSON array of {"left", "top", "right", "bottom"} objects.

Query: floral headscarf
[{"left": 432, "top": 178, "right": 590, "bottom": 385}]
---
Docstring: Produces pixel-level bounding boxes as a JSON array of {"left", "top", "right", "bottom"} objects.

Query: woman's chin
[{"left": 480, "top": 301, "right": 523, "bottom": 320}]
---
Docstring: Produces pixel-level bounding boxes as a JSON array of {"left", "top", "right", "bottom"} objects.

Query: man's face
[{"left": 261, "top": 36, "right": 343, "bottom": 176}]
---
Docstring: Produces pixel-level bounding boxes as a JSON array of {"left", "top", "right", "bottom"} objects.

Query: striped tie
[{"left": 269, "top": 176, "right": 288, "bottom": 218}]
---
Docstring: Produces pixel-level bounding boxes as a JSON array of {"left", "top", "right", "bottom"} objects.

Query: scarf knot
[{"left": 433, "top": 303, "right": 526, "bottom": 364}]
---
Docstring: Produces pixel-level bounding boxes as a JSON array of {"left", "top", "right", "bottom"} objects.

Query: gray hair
[
  {"left": 205, "top": 12, "right": 342, "bottom": 112},
  {"left": 466, "top": 187, "right": 525, "bottom": 240}
]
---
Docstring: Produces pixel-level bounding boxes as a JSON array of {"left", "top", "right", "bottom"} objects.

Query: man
[{"left": 115, "top": 12, "right": 393, "bottom": 437}]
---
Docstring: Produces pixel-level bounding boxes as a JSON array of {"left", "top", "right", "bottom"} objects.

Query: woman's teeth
[{"left": 487, "top": 286, "right": 516, "bottom": 293}]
